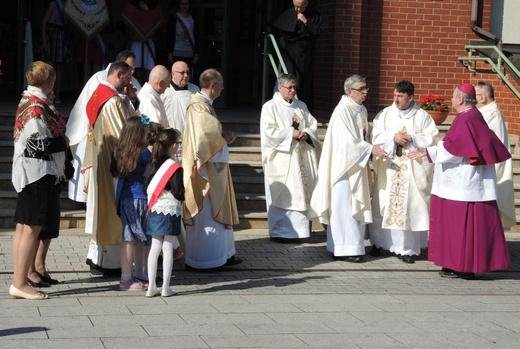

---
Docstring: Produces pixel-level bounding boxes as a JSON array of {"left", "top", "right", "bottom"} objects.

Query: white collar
[
  {"left": 26, "top": 85, "right": 49, "bottom": 101},
  {"left": 197, "top": 91, "right": 213, "bottom": 105}
]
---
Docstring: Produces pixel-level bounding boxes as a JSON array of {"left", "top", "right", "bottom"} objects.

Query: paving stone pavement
[{"left": 1, "top": 228, "right": 520, "bottom": 349}]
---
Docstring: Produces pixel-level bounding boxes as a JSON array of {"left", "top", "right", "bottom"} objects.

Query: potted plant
[{"left": 419, "top": 94, "right": 449, "bottom": 125}]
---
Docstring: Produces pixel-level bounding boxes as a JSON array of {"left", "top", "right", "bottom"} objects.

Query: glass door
[{"left": 191, "top": 0, "right": 228, "bottom": 108}]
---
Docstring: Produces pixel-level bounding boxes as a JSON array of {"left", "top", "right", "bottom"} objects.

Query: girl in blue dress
[
  {"left": 144, "top": 128, "right": 184, "bottom": 297},
  {"left": 111, "top": 115, "right": 163, "bottom": 291}
]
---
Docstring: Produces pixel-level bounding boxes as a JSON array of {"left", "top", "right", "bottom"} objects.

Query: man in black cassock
[{"left": 271, "top": 0, "right": 327, "bottom": 112}]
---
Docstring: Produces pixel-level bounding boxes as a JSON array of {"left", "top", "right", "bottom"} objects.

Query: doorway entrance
[
  {"left": 0, "top": 0, "right": 288, "bottom": 107},
  {"left": 190, "top": 0, "right": 285, "bottom": 109}
]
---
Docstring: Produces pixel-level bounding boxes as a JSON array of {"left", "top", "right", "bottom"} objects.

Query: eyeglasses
[
  {"left": 174, "top": 71, "right": 190, "bottom": 75},
  {"left": 350, "top": 87, "right": 369, "bottom": 93},
  {"left": 280, "top": 85, "right": 296, "bottom": 91}
]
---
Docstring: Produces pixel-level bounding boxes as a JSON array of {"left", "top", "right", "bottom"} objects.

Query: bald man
[
  {"left": 161, "top": 61, "right": 200, "bottom": 133},
  {"left": 137, "top": 65, "right": 172, "bottom": 127}
]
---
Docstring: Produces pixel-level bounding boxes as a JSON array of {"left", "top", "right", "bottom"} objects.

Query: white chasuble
[
  {"left": 309, "top": 95, "right": 372, "bottom": 225},
  {"left": 479, "top": 101, "right": 516, "bottom": 228},
  {"left": 260, "top": 93, "right": 321, "bottom": 212},
  {"left": 371, "top": 103, "right": 437, "bottom": 231}
]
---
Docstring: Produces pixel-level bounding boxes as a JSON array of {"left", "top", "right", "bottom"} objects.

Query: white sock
[
  {"left": 147, "top": 237, "right": 163, "bottom": 290},
  {"left": 162, "top": 235, "right": 175, "bottom": 289}
]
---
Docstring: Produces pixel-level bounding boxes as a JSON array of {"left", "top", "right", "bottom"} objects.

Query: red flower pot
[{"left": 428, "top": 110, "right": 449, "bottom": 125}]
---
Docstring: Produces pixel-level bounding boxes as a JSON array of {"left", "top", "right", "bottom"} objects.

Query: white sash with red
[{"left": 147, "top": 159, "right": 181, "bottom": 213}]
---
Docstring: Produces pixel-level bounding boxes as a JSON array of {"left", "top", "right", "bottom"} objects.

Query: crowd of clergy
[
  {"left": 261, "top": 74, "right": 513, "bottom": 280},
  {"left": 10, "top": 53, "right": 514, "bottom": 301}
]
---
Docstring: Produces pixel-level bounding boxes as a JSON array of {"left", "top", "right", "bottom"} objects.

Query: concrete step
[
  {"left": 0, "top": 208, "right": 268, "bottom": 231},
  {"left": 231, "top": 133, "right": 261, "bottom": 147},
  {"left": 0, "top": 155, "right": 11, "bottom": 172},
  {"left": 0, "top": 140, "right": 12, "bottom": 157},
  {"left": 235, "top": 192, "right": 266, "bottom": 211},
  {"left": 515, "top": 183, "right": 520, "bottom": 199},
  {"left": 0, "top": 173, "right": 13, "bottom": 190},
  {"left": 0, "top": 125, "right": 12, "bottom": 139},
  {"left": 0, "top": 208, "right": 87, "bottom": 230},
  {"left": 0, "top": 114, "right": 14, "bottom": 126},
  {"left": 229, "top": 160, "right": 263, "bottom": 177},
  {"left": 229, "top": 146, "right": 261, "bottom": 161},
  {"left": 0, "top": 190, "right": 86, "bottom": 210},
  {"left": 232, "top": 175, "right": 264, "bottom": 193}
]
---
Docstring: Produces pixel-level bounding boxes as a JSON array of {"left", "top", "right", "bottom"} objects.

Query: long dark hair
[
  {"left": 111, "top": 116, "right": 149, "bottom": 178},
  {"left": 150, "top": 128, "right": 181, "bottom": 167}
]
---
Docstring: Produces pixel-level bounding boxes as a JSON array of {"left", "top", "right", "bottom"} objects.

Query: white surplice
[
  {"left": 66, "top": 65, "right": 141, "bottom": 270},
  {"left": 184, "top": 146, "right": 236, "bottom": 269},
  {"left": 260, "top": 93, "right": 321, "bottom": 239},
  {"left": 66, "top": 64, "right": 141, "bottom": 202},
  {"left": 309, "top": 95, "right": 372, "bottom": 256},
  {"left": 138, "top": 82, "right": 169, "bottom": 127},
  {"left": 161, "top": 82, "right": 200, "bottom": 133},
  {"left": 478, "top": 101, "right": 516, "bottom": 229},
  {"left": 368, "top": 103, "right": 438, "bottom": 256}
]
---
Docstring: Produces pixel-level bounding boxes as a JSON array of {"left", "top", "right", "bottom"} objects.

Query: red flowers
[{"left": 419, "top": 94, "right": 449, "bottom": 112}]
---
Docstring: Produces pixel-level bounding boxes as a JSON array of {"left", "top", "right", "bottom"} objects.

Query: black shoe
[
  {"left": 439, "top": 268, "right": 458, "bottom": 278},
  {"left": 270, "top": 237, "right": 298, "bottom": 243},
  {"left": 36, "top": 272, "right": 59, "bottom": 285},
  {"left": 28, "top": 278, "right": 51, "bottom": 288},
  {"left": 89, "top": 265, "right": 104, "bottom": 276},
  {"left": 184, "top": 264, "right": 219, "bottom": 273},
  {"left": 346, "top": 256, "right": 362, "bottom": 263},
  {"left": 87, "top": 259, "right": 121, "bottom": 277},
  {"left": 401, "top": 255, "right": 415, "bottom": 264},
  {"left": 457, "top": 272, "right": 476, "bottom": 280},
  {"left": 225, "top": 256, "right": 243, "bottom": 266},
  {"left": 369, "top": 245, "right": 382, "bottom": 257},
  {"left": 333, "top": 255, "right": 362, "bottom": 263}
]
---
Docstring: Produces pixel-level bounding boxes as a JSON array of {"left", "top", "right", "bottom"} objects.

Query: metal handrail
[
  {"left": 458, "top": 44, "right": 520, "bottom": 100},
  {"left": 262, "top": 33, "right": 288, "bottom": 104}
]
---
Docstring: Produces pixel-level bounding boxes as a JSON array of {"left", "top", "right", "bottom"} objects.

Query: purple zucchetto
[{"left": 457, "top": 83, "right": 476, "bottom": 97}]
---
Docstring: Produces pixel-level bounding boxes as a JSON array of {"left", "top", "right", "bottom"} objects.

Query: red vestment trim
[{"left": 86, "top": 84, "right": 118, "bottom": 127}]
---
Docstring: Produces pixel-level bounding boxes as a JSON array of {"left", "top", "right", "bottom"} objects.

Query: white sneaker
[
  {"left": 161, "top": 287, "right": 174, "bottom": 297},
  {"left": 145, "top": 287, "right": 160, "bottom": 297}
]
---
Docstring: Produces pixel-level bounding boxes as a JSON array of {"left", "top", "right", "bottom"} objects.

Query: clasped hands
[
  {"left": 394, "top": 131, "right": 411, "bottom": 147},
  {"left": 293, "top": 129, "right": 308, "bottom": 142},
  {"left": 409, "top": 136, "right": 443, "bottom": 159}
]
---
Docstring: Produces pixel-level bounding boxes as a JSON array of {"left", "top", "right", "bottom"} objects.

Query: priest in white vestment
[
  {"left": 368, "top": 80, "right": 438, "bottom": 263},
  {"left": 260, "top": 73, "right": 321, "bottom": 242},
  {"left": 475, "top": 81, "right": 516, "bottom": 229},
  {"left": 66, "top": 51, "right": 140, "bottom": 274},
  {"left": 182, "top": 69, "right": 241, "bottom": 270},
  {"left": 67, "top": 50, "right": 141, "bottom": 202},
  {"left": 81, "top": 62, "right": 136, "bottom": 274},
  {"left": 137, "top": 65, "right": 171, "bottom": 128},
  {"left": 161, "top": 61, "right": 200, "bottom": 134},
  {"left": 310, "top": 75, "right": 380, "bottom": 262}
]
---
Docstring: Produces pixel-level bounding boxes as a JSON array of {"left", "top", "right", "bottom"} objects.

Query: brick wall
[{"left": 313, "top": 0, "right": 520, "bottom": 135}]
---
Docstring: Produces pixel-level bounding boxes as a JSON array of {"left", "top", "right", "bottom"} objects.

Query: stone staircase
[
  {"left": 0, "top": 108, "right": 278, "bottom": 230},
  {"left": 0, "top": 109, "right": 519, "bottom": 232},
  {"left": 0, "top": 116, "right": 86, "bottom": 229}
]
